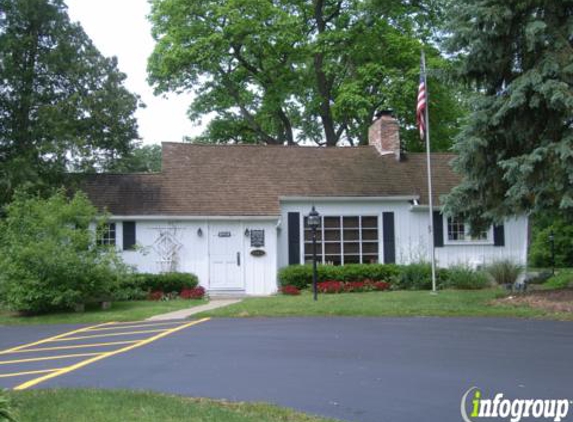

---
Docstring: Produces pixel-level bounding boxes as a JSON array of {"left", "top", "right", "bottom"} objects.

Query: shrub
[
  {"left": 529, "top": 215, "right": 573, "bottom": 268},
  {"left": 115, "top": 272, "right": 199, "bottom": 300},
  {"left": 444, "top": 265, "right": 490, "bottom": 290},
  {"left": 543, "top": 270, "right": 573, "bottom": 290},
  {"left": 180, "top": 286, "right": 206, "bottom": 299},
  {"left": 0, "top": 190, "right": 127, "bottom": 314},
  {"left": 278, "top": 264, "right": 400, "bottom": 289},
  {"left": 486, "top": 260, "right": 523, "bottom": 286},
  {"left": 281, "top": 285, "right": 301, "bottom": 295},
  {"left": 394, "top": 263, "right": 448, "bottom": 290}
]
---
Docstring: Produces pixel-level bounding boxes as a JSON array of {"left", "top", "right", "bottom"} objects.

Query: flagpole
[{"left": 422, "top": 50, "right": 438, "bottom": 294}]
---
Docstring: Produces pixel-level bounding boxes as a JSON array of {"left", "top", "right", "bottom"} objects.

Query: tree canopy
[
  {"left": 148, "top": 0, "right": 466, "bottom": 150},
  {"left": 106, "top": 144, "right": 162, "bottom": 173},
  {"left": 443, "top": 0, "right": 573, "bottom": 228},
  {"left": 0, "top": 0, "right": 141, "bottom": 205}
]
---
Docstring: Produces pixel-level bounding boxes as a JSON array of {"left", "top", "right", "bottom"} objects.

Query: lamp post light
[
  {"left": 307, "top": 206, "right": 321, "bottom": 301},
  {"left": 549, "top": 230, "right": 555, "bottom": 276}
]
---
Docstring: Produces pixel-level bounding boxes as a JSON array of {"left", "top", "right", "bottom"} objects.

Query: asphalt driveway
[{"left": 1, "top": 317, "right": 572, "bottom": 422}]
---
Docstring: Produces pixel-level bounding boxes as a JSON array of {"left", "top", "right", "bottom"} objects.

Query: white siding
[
  {"left": 279, "top": 200, "right": 528, "bottom": 270},
  {"left": 113, "top": 218, "right": 279, "bottom": 296}
]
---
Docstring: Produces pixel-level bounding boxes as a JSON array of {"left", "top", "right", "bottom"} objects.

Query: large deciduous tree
[
  {"left": 0, "top": 0, "right": 141, "bottom": 204},
  {"left": 443, "top": 0, "right": 573, "bottom": 229},
  {"left": 148, "top": 0, "right": 464, "bottom": 149}
]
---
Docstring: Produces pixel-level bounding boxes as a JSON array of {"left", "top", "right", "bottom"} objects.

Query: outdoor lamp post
[
  {"left": 549, "top": 231, "right": 555, "bottom": 276},
  {"left": 307, "top": 206, "right": 321, "bottom": 301}
]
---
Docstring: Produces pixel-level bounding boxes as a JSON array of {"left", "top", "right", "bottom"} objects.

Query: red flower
[
  {"left": 281, "top": 285, "right": 301, "bottom": 295},
  {"left": 371, "top": 281, "right": 391, "bottom": 291},
  {"left": 148, "top": 290, "right": 164, "bottom": 301},
  {"left": 317, "top": 280, "right": 343, "bottom": 293},
  {"left": 180, "top": 286, "right": 206, "bottom": 299}
]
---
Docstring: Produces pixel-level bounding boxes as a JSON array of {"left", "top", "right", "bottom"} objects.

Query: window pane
[
  {"left": 324, "top": 217, "right": 340, "bottom": 228},
  {"left": 362, "top": 216, "right": 378, "bottom": 228},
  {"left": 343, "top": 216, "right": 360, "bottom": 228},
  {"left": 304, "top": 243, "right": 322, "bottom": 255},
  {"left": 304, "top": 230, "right": 322, "bottom": 241},
  {"left": 324, "top": 243, "right": 341, "bottom": 255},
  {"left": 324, "top": 230, "right": 341, "bottom": 241},
  {"left": 343, "top": 229, "right": 359, "bottom": 241},
  {"left": 344, "top": 243, "right": 360, "bottom": 254},
  {"left": 344, "top": 255, "right": 360, "bottom": 264},
  {"left": 362, "top": 229, "right": 378, "bottom": 241},
  {"left": 362, "top": 243, "right": 378, "bottom": 254},
  {"left": 362, "top": 255, "right": 379, "bottom": 264},
  {"left": 325, "top": 256, "right": 342, "bottom": 265}
]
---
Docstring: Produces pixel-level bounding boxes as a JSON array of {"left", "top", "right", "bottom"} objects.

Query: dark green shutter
[
  {"left": 493, "top": 224, "right": 505, "bottom": 247},
  {"left": 433, "top": 211, "right": 444, "bottom": 247},
  {"left": 123, "top": 221, "right": 136, "bottom": 250},
  {"left": 382, "top": 212, "right": 395, "bottom": 264},
  {"left": 288, "top": 213, "right": 301, "bottom": 265}
]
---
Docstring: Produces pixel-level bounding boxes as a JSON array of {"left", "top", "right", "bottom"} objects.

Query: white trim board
[{"left": 108, "top": 215, "right": 280, "bottom": 221}]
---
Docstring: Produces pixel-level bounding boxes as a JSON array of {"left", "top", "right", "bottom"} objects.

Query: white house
[{"left": 82, "top": 112, "right": 528, "bottom": 296}]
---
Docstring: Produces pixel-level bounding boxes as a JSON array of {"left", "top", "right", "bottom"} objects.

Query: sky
[{"left": 65, "top": 0, "right": 203, "bottom": 145}]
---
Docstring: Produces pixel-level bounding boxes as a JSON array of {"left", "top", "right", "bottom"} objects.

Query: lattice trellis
[{"left": 153, "top": 228, "right": 182, "bottom": 273}]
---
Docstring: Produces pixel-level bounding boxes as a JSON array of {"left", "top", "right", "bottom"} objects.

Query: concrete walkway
[{"left": 146, "top": 299, "right": 242, "bottom": 321}]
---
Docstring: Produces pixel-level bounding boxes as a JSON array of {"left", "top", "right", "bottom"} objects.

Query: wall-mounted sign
[
  {"left": 251, "top": 249, "right": 266, "bottom": 257},
  {"left": 218, "top": 231, "right": 231, "bottom": 238},
  {"left": 250, "top": 229, "right": 265, "bottom": 248}
]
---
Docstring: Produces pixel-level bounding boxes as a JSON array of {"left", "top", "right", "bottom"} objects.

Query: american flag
[{"left": 417, "top": 74, "right": 427, "bottom": 140}]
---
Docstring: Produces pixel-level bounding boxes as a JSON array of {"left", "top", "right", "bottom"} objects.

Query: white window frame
[
  {"left": 444, "top": 216, "right": 493, "bottom": 246},
  {"left": 97, "top": 222, "right": 116, "bottom": 246},
  {"left": 303, "top": 215, "right": 379, "bottom": 265}
]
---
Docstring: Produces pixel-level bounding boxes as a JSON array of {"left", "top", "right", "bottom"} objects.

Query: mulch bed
[{"left": 494, "top": 289, "right": 573, "bottom": 313}]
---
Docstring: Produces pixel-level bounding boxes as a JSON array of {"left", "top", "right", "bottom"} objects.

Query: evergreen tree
[
  {"left": 0, "top": 0, "right": 141, "bottom": 204},
  {"left": 443, "top": 0, "right": 573, "bottom": 229}
]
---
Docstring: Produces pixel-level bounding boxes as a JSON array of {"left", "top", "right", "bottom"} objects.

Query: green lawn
[
  {"left": 0, "top": 299, "right": 206, "bottom": 326},
  {"left": 198, "top": 289, "right": 573, "bottom": 320},
  {"left": 6, "top": 389, "right": 335, "bottom": 422}
]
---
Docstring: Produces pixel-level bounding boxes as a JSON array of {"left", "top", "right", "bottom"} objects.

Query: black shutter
[
  {"left": 493, "top": 224, "right": 505, "bottom": 247},
  {"left": 288, "top": 212, "right": 301, "bottom": 265},
  {"left": 382, "top": 212, "right": 395, "bottom": 264},
  {"left": 123, "top": 221, "right": 136, "bottom": 250},
  {"left": 433, "top": 211, "right": 444, "bottom": 248}
]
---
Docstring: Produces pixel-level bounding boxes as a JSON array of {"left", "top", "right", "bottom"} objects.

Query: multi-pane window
[
  {"left": 97, "top": 223, "right": 116, "bottom": 246},
  {"left": 447, "top": 217, "right": 487, "bottom": 242},
  {"left": 304, "top": 216, "right": 379, "bottom": 265}
]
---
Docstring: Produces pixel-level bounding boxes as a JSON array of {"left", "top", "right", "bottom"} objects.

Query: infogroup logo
[{"left": 461, "top": 387, "right": 571, "bottom": 422}]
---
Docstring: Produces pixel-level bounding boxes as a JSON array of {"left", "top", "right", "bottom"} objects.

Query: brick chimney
[{"left": 368, "top": 110, "right": 402, "bottom": 161}]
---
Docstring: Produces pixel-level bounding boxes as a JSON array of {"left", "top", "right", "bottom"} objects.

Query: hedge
[
  {"left": 114, "top": 272, "right": 199, "bottom": 301},
  {"left": 278, "top": 264, "right": 400, "bottom": 289},
  {"left": 279, "top": 263, "right": 492, "bottom": 291}
]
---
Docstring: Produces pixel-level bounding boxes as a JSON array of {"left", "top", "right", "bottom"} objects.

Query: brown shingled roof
[{"left": 81, "top": 143, "right": 460, "bottom": 216}]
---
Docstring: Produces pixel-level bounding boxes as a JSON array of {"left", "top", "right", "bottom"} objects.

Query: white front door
[{"left": 209, "top": 222, "right": 244, "bottom": 290}]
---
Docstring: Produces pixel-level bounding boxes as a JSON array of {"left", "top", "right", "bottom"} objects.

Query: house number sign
[
  {"left": 250, "top": 229, "right": 265, "bottom": 248},
  {"left": 218, "top": 231, "right": 231, "bottom": 238}
]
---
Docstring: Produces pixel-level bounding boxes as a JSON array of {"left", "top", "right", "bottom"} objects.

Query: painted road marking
[
  {"left": 0, "top": 368, "right": 64, "bottom": 379},
  {"left": 47, "top": 328, "right": 167, "bottom": 342},
  {"left": 12, "top": 318, "right": 211, "bottom": 390},
  {"left": 85, "top": 321, "right": 184, "bottom": 332},
  {"left": 0, "top": 352, "right": 101, "bottom": 365},
  {"left": 0, "top": 322, "right": 115, "bottom": 356},
  {"left": 4, "top": 341, "right": 140, "bottom": 354}
]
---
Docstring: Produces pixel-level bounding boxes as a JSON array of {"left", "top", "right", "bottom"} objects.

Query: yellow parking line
[
  {"left": 6, "top": 341, "right": 140, "bottom": 354},
  {"left": 0, "top": 368, "right": 63, "bottom": 379},
  {"left": 86, "top": 321, "right": 184, "bottom": 332},
  {"left": 48, "top": 329, "right": 167, "bottom": 342},
  {"left": 14, "top": 318, "right": 211, "bottom": 391},
  {"left": 0, "top": 352, "right": 101, "bottom": 365},
  {"left": 0, "top": 322, "right": 116, "bottom": 356}
]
